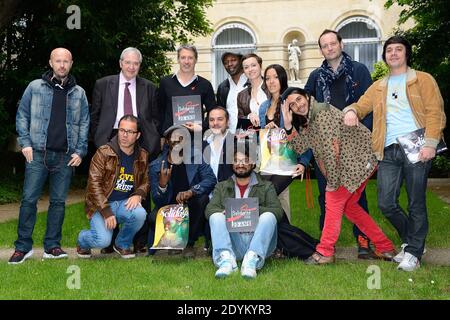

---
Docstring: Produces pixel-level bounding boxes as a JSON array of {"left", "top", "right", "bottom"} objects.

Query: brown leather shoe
[
  {"left": 100, "top": 245, "right": 114, "bottom": 254},
  {"left": 76, "top": 245, "right": 92, "bottom": 259},
  {"left": 372, "top": 249, "right": 397, "bottom": 261},
  {"left": 304, "top": 252, "right": 335, "bottom": 265},
  {"left": 113, "top": 244, "right": 136, "bottom": 259}
]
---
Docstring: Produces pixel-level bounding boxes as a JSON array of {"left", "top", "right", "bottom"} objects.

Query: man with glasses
[
  {"left": 10, "top": 48, "right": 89, "bottom": 264},
  {"left": 304, "top": 29, "right": 374, "bottom": 259},
  {"left": 205, "top": 139, "right": 283, "bottom": 279},
  {"left": 148, "top": 125, "right": 216, "bottom": 259},
  {"left": 76, "top": 115, "right": 149, "bottom": 259}
]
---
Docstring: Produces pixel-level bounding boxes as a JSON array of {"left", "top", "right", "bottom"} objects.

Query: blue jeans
[
  {"left": 377, "top": 144, "right": 431, "bottom": 258},
  {"left": 15, "top": 150, "right": 73, "bottom": 252},
  {"left": 78, "top": 200, "right": 147, "bottom": 250},
  {"left": 209, "top": 212, "right": 277, "bottom": 269}
]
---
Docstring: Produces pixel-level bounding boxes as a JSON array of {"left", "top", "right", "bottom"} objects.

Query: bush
[{"left": 371, "top": 61, "right": 389, "bottom": 81}]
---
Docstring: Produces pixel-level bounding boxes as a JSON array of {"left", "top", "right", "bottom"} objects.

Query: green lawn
[{"left": 1, "top": 179, "right": 449, "bottom": 299}]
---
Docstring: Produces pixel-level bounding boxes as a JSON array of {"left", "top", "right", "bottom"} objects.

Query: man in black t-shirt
[{"left": 77, "top": 115, "right": 149, "bottom": 259}]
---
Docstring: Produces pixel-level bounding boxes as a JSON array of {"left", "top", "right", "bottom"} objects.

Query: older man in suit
[{"left": 90, "top": 47, "right": 160, "bottom": 157}]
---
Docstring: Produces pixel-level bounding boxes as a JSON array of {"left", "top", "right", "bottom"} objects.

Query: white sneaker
[
  {"left": 397, "top": 252, "right": 420, "bottom": 272},
  {"left": 215, "top": 251, "right": 237, "bottom": 278},
  {"left": 241, "top": 251, "right": 260, "bottom": 280},
  {"left": 394, "top": 244, "right": 427, "bottom": 263},
  {"left": 393, "top": 243, "right": 408, "bottom": 263}
]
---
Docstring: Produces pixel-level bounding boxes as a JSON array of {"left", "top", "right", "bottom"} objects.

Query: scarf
[{"left": 317, "top": 51, "right": 355, "bottom": 104}]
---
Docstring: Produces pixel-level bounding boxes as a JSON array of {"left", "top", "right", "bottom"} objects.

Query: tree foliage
[
  {"left": 0, "top": 0, "right": 213, "bottom": 148},
  {"left": 385, "top": 0, "right": 449, "bottom": 141}
]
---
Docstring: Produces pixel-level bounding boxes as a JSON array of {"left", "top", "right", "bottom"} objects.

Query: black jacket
[
  {"left": 90, "top": 74, "right": 161, "bottom": 156},
  {"left": 216, "top": 79, "right": 230, "bottom": 108}
]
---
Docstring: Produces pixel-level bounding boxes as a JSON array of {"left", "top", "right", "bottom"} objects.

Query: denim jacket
[
  {"left": 150, "top": 145, "right": 217, "bottom": 210},
  {"left": 16, "top": 78, "right": 90, "bottom": 157}
]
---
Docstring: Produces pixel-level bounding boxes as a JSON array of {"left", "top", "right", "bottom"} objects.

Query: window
[
  {"left": 212, "top": 23, "right": 256, "bottom": 89},
  {"left": 337, "top": 17, "right": 381, "bottom": 73}
]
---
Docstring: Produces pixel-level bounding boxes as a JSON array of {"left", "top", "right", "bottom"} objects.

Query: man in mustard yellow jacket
[{"left": 343, "top": 36, "right": 446, "bottom": 272}]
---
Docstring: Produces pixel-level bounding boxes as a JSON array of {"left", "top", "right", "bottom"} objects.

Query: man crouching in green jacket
[{"left": 205, "top": 139, "right": 283, "bottom": 279}]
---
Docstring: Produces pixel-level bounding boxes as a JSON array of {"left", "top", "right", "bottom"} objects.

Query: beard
[{"left": 232, "top": 165, "right": 254, "bottom": 178}]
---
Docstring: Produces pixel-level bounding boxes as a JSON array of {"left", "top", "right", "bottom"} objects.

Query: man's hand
[
  {"left": 419, "top": 146, "right": 436, "bottom": 162},
  {"left": 176, "top": 190, "right": 194, "bottom": 204},
  {"left": 68, "top": 153, "right": 82, "bottom": 166},
  {"left": 343, "top": 110, "right": 359, "bottom": 127},
  {"left": 105, "top": 216, "right": 117, "bottom": 230},
  {"left": 183, "top": 122, "right": 202, "bottom": 132},
  {"left": 159, "top": 160, "right": 172, "bottom": 188},
  {"left": 22, "top": 147, "right": 33, "bottom": 163},
  {"left": 125, "top": 195, "right": 142, "bottom": 211}
]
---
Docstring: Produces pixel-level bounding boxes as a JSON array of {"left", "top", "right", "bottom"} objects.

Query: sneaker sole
[
  {"left": 42, "top": 252, "right": 68, "bottom": 259},
  {"left": 113, "top": 246, "right": 135, "bottom": 259},
  {"left": 8, "top": 250, "right": 34, "bottom": 265},
  {"left": 76, "top": 253, "right": 92, "bottom": 259}
]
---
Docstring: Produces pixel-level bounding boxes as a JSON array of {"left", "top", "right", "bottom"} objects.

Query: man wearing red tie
[{"left": 91, "top": 47, "right": 160, "bottom": 157}]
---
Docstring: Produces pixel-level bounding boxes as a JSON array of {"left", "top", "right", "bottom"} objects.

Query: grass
[{"left": 1, "top": 179, "right": 450, "bottom": 299}]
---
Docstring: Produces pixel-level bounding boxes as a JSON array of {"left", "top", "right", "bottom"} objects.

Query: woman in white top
[{"left": 237, "top": 53, "right": 270, "bottom": 127}]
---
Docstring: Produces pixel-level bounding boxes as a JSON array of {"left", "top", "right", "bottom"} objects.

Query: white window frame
[{"left": 211, "top": 23, "right": 256, "bottom": 89}]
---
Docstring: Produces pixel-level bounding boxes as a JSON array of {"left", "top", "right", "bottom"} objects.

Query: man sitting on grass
[
  {"left": 205, "top": 139, "right": 283, "bottom": 279},
  {"left": 76, "top": 115, "right": 149, "bottom": 259}
]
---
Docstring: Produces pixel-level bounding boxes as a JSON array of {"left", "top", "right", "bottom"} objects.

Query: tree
[
  {"left": 0, "top": 0, "right": 213, "bottom": 148},
  {"left": 385, "top": 0, "right": 450, "bottom": 143}
]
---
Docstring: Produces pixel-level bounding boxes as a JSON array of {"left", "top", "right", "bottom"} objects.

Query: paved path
[
  {"left": 1, "top": 247, "right": 449, "bottom": 266},
  {"left": 0, "top": 189, "right": 85, "bottom": 223}
]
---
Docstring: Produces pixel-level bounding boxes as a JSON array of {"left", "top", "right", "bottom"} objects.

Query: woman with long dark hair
[{"left": 281, "top": 87, "right": 396, "bottom": 264}]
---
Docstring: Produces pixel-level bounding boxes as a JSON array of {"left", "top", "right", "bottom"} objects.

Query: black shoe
[
  {"left": 101, "top": 245, "right": 114, "bottom": 254},
  {"left": 357, "top": 235, "right": 373, "bottom": 259},
  {"left": 182, "top": 245, "right": 196, "bottom": 259},
  {"left": 8, "top": 250, "right": 34, "bottom": 265},
  {"left": 76, "top": 245, "right": 92, "bottom": 259},
  {"left": 133, "top": 242, "right": 147, "bottom": 254},
  {"left": 43, "top": 247, "right": 68, "bottom": 259}
]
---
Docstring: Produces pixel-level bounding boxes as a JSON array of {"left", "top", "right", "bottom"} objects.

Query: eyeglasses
[
  {"left": 118, "top": 128, "right": 138, "bottom": 135},
  {"left": 234, "top": 158, "right": 252, "bottom": 165}
]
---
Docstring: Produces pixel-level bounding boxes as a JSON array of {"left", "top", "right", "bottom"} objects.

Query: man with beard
[
  {"left": 148, "top": 125, "right": 216, "bottom": 259},
  {"left": 216, "top": 52, "right": 247, "bottom": 133},
  {"left": 205, "top": 139, "right": 283, "bottom": 279}
]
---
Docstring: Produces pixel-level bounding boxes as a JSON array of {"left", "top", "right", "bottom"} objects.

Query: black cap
[{"left": 221, "top": 51, "right": 243, "bottom": 64}]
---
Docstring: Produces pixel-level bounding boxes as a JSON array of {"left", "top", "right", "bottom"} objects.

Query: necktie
[{"left": 124, "top": 82, "right": 133, "bottom": 115}]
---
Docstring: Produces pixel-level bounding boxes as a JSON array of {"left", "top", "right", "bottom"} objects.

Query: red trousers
[{"left": 316, "top": 180, "right": 395, "bottom": 257}]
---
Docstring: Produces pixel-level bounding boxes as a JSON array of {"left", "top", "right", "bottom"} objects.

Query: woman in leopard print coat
[{"left": 281, "top": 87, "right": 395, "bottom": 265}]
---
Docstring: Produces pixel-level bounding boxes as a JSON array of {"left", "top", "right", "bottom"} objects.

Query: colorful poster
[
  {"left": 259, "top": 128, "right": 298, "bottom": 176},
  {"left": 151, "top": 204, "right": 189, "bottom": 250},
  {"left": 172, "top": 95, "right": 202, "bottom": 125}
]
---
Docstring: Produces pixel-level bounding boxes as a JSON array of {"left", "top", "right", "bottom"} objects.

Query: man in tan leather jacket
[{"left": 77, "top": 115, "right": 149, "bottom": 259}]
